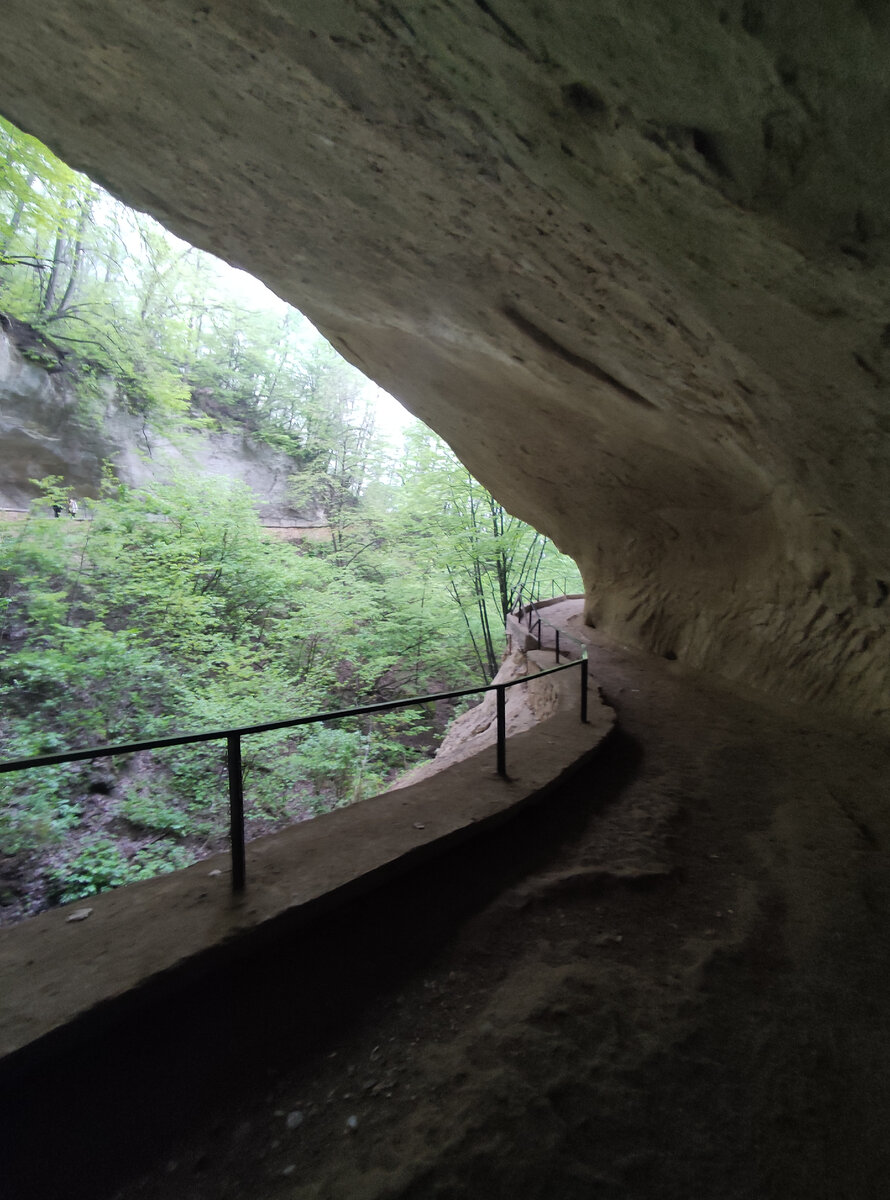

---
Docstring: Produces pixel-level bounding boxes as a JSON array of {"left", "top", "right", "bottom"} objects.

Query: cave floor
[{"left": 13, "top": 626, "right": 890, "bottom": 1200}]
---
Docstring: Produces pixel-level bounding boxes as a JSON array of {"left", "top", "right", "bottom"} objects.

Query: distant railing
[
  {"left": 512, "top": 589, "right": 587, "bottom": 670},
  {"left": 0, "top": 598, "right": 588, "bottom": 894}
]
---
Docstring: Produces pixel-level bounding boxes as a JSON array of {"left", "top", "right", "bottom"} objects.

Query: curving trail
[{"left": 10, "top": 619, "right": 890, "bottom": 1200}]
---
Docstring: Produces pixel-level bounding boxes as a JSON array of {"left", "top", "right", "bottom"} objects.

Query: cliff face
[
  {"left": 0, "top": 1, "right": 887, "bottom": 721},
  {"left": 0, "top": 324, "right": 315, "bottom": 521}
]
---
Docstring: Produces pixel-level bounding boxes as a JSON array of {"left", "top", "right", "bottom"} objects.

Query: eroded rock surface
[
  {"left": 0, "top": 326, "right": 315, "bottom": 520},
  {"left": 392, "top": 640, "right": 613, "bottom": 789},
  {"left": 1, "top": 1, "right": 887, "bottom": 720}
]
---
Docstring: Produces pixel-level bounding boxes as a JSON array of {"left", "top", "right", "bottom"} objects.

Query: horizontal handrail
[
  {"left": 0, "top": 661, "right": 584, "bottom": 776},
  {"left": 0, "top": 606, "right": 589, "bottom": 894},
  {"left": 512, "top": 592, "right": 589, "bottom": 720}
]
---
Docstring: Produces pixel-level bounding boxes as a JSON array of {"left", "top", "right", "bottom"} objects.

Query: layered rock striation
[{"left": 1, "top": 1, "right": 887, "bottom": 720}]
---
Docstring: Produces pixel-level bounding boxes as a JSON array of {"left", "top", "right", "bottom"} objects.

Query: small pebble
[
  {"left": 66, "top": 908, "right": 92, "bottom": 923},
  {"left": 282, "top": 1164, "right": 296, "bottom": 1177},
  {"left": 208, "top": 869, "right": 222, "bottom": 877},
  {"left": 285, "top": 1111, "right": 303, "bottom": 1130},
  {"left": 413, "top": 822, "right": 425, "bottom": 830},
  {"left": 345, "top": 1115, "right": 359, "bottom": 1133}
]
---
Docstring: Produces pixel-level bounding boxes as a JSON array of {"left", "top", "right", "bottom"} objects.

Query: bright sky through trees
[{"left": 202, "top": 263, "right": 411, "bottom": 438}]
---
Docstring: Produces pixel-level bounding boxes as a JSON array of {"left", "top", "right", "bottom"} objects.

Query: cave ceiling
[{"left": 0, "top": 1, "right": 888, "bottom": 722}]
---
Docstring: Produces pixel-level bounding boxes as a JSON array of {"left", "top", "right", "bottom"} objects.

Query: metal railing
[
  {"left": 513, "top": 590, "right": 583, "bottom": 658},
  {"left": 511, "top": 591, "right": 589, "bottom": 720},
  {"left": 0, "top": 600, "right": 588, "bottom": 893}
]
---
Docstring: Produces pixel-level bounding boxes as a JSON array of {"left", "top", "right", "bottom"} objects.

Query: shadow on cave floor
[
  {"left": 6, "top": 633, "right": 890, "bottom": 1200},
  {"left": 1, "top": 716, "right": 641, "bottom": 1200}
]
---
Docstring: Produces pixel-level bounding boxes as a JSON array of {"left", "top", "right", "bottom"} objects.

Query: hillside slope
[{"left": 0, "top": 319, "right": 317, "bottom": 523}]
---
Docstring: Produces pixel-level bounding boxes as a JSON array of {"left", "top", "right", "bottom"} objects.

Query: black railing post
[
  {"left": 496, "top": 685, "right": 507, "bottom": 777},
  {"left": 555, "top": 629, "right": 561, "bottom": 662},
  {"left": 580, "top": 656, "right": 589, "bottom": 724},
  {"left": 227, "top": 732, "right": 246, "bottom": 892}
]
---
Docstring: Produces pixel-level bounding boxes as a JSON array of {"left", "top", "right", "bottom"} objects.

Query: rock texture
[
  {"left": 0, "top": 325, "right": 317, "bottom": 521},
  {"left": 392, "top": 641, "right": 608, "bottom": 789},
  {"left": 1, "top": 1, "right": 888, "bottom": 721}
]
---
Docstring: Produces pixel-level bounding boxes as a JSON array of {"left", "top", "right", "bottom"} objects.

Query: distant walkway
[
  {"left": 508, "top": 594, "right": 587, "bottom": 657},
  {"left": 0, "top": 507, "right": 331, "bottom": 540}
]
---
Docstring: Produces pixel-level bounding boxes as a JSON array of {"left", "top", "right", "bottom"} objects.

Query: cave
[
  {"left": 1, "top": 3, "right": 889, "bottom": 1198},
  {"left": 1, "top": 0, "right": 887, "bottom": 724}
]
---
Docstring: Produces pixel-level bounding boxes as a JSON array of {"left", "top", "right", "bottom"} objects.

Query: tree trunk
[
  {"left": 40, "top": 227, "right": 70, "bottom": 317},
  {"left": 51, "top": 198, "right": 91, "bottom": 318}
]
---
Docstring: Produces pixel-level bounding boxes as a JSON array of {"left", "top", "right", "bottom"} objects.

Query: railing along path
[{"left": 0, "top": 595, "right": 588, "bottom": 892}]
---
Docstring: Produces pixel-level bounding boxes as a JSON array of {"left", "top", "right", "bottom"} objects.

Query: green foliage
[
  {"left": 0, "top": 115, "right": 585, "bottom": 923},
  {"left": 120, "top": 792, "right": 192, "bottom": 837},
  {"left": 48, "top": 838, "right": 192, "bottom": 904},
  {"left": 48, "top": 839, "right": 129, "bottom": 904},
  {"left": 298, "top": 727, "right": 364, "bottom": 800},
  {"left": 0, "top": 765, "right": 81, "bottom": 855}
]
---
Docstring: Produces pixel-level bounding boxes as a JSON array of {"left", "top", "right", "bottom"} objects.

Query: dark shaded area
[
  {"left": 561, "top": 81, "right": 608, "bottom": 123},
  {"left": 741, "top": 0, "right": 765, "bottom": 38},
  {"left": 0, "top": 313, "right": 68, "bottom": 372},
  {"left": 0, "top": 727, "right": 641, "bottom": 1200},
  {"left": 690, "top": 127, "right": 733, "bottom": 179}
]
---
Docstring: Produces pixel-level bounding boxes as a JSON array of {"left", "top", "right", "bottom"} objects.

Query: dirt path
[{"left": 31, "top": 625, "right": 890, "bottom": 1199}]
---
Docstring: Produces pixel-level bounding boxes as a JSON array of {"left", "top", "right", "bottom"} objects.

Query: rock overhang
[{"left": 0, "top": 0, "right": 887, "bottom": 722}]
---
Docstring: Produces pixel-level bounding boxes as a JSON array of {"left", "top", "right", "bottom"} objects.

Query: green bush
[
  {"left": 0, "top": 765, "right": 82, "bottom": 855},
  {"left": 48, "top": 837, "right": 193, "bottom": 904},
  {"left": 120, "top": 792, "right": 191, "bottom": 836},
  {"left": 298, "top": 727, "right": 362, "bottom": 800},
  {"left": 48, "top": 838, "right": 130, "bottom": 904}
]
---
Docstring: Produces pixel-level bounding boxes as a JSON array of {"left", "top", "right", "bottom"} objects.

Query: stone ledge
[{"left": 0, "top": 687, "right": 614, "bottom": 1079}]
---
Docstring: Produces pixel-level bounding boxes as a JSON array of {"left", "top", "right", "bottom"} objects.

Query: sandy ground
[{"left": 21, "top": 618, "right": 890, "bottom": 1200}]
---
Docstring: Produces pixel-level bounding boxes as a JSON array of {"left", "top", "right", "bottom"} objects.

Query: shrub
[
  {"left": 48, "top": 837, "right": 192, "bottom": 904},
  {"left": 120, "top": 792, "right": 191, "bottom": 836}
]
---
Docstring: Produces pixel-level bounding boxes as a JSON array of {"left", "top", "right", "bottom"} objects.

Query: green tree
[
  {"left": 0, "top": 115, "right": 584, "bottom": 919},
  {"left": 384, "top": 424, "right": 581, "bottom": 678}
]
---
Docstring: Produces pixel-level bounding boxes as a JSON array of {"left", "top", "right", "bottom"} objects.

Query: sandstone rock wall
[
  {"left": 1, "top": 1, "right": 887, "bottom": 722},
  {"left": 0, "top": 326, "right": 317, "bottom": 521},
  {"left": 390, "top": 644, "right": 612, "bottom": 790}
]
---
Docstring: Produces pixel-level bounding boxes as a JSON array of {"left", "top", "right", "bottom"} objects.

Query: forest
[{"left": 0, "top": 115, "right": 582, "bottom": 922}]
